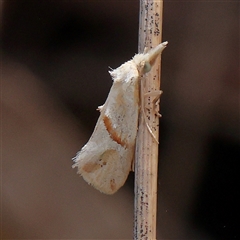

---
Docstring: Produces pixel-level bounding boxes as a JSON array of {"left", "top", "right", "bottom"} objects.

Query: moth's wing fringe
[{"left": 72, "top": 145, "right": 132, "bottom": 194}]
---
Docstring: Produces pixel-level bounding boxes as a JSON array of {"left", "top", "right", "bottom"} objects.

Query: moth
[{"left": 72, "top": 41, "right": 168, "bottom": 194}]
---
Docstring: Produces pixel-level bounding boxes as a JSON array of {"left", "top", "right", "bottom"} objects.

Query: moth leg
[
  {"left": 143, "top": 47, "right": 149, "bottom": 54},
  {"left": 144, "top": 90, "right": 163, "bottom": 118},
  {"left": 97, "top": 105, "right": 104, "bottom": 112},
  {"left": 131, "top": 157, "right": 135, "bottom": 172},
  {"left": 140, "top": 82, "right": 160, "bottom": 144}
]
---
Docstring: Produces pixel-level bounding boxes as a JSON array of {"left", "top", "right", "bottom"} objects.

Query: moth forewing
[
  {"left": 72, "top": 59, "right": 141, "bottom": 194},
  {"left": 72, "top": 41, "right": 168, "bottom": 194}
]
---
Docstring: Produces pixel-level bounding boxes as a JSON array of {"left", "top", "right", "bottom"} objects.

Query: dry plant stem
[{"left": 134, "top": 0, "right": 163, "bottom": 239}]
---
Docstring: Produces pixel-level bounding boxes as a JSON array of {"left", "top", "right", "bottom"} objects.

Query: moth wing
[
  {"left": 73, "top": 139, "right": 134, "bottom": 194},
  {"left": 73, "top": 61, "right": 140, "bottom": 194}
]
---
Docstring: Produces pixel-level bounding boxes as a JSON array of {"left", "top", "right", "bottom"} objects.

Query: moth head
[{"left": 133, "top": 41, "right": 168, "bottom": 74}]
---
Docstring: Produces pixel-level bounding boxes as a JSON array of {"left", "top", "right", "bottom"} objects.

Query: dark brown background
[{"left": 2, "top": 0, "right": 239, "bottom": 239}]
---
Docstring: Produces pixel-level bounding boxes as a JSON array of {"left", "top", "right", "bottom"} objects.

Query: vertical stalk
[{"left": 134, "top": 0, "right": 164, "bottom": 239}]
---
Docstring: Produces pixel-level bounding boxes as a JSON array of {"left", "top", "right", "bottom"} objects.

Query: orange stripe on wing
[{"left": 103, "top": 115, "right": 127, "bottom": 147}]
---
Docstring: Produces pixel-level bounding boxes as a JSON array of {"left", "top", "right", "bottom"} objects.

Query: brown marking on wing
[
  {"left": 82, "top": 162, "right": 101, "bottom": 173},
  {"left": 103, "top": 115, "right": 127, "bottom": 147},
  {"left": 110, "top": 179, "right": 116, "bottom": 192}
]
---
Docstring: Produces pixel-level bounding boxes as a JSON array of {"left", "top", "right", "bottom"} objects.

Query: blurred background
[{"left": 1, "top": 0, "right": 239, "bottom": 239}]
